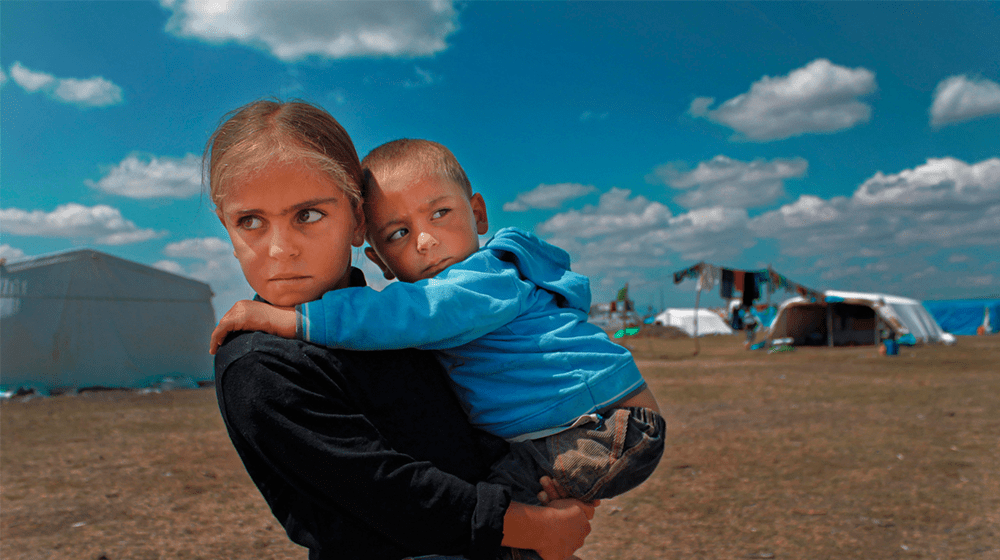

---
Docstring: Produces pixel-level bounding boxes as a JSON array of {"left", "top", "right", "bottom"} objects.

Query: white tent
[
  {"left": 767, "top": 290, "right": 954, "bottom": 347},
  {"left": 653, "top": 308, "right": 734, "bottom": 337},
  {"left": 1, "top": 249, "right": 216, "bottom": 394}
]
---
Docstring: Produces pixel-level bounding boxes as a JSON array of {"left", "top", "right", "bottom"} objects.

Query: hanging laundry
[
  {"left": 673, "top": 262, "right": 702, "bottom": 284},
  {"left": 697, "top": 264, "right": 720, "bottom": 292},
  {"left": 720, "top": 269, "right": 734, "bottom": 299},
  {"left": 733, "top": 270, "right": 746, "bottom": 293},
  {"left": 741, "top": 272, "right": 758, "bottom": 307}
]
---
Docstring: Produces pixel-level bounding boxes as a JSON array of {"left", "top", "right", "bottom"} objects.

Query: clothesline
[
  {"left": 672, "top": 262, "right": 825, "bottom": 304},
  {"left": 670, "top": 262, "right": 824, "bottom": 355}
]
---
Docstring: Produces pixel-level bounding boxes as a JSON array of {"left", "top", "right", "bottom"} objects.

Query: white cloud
[
  {"left": 162, "top": 0, "right": 459, "bottom": 61},
  {"left": 9, "top": 62, "right": 55, "bottom": 92},
  {"left": 580, "top": 111, "right": 609, "bottom": 122},
  {"left": 152, "top": 259, "right": 186, "bottom": 275},
  {"left": 537, "top": 188, "right": 672, "bottom": 238},
  {"left": 7, "top": 62, "right": 123, "bottom": 108},
  {"left": 0, "top": 244, "right": 26, "bottom": 260},
  {"left": 0, "top": 203, "right": 163, "bottom": 245},
  {"left": 652, "top": 155, "right": 808, "bottom": 209},
  {"left": 404, "top": 66, "right": 440, "bottom": 88},
  {"left": 53, "top": 76, "right": 124, "bottom": 107},
  {"left": 930, "top": 75, "right": 1000, "bottom": 127},
  {"left": 536, "top": 188, "right": 752, "bottom": 299},
  {"left": 895, "top": 205, "right": 1000, "bottom": 247},
  {"left": 853, "top": 157, "right": 1000, "bottom": 209},
  {"left": 504, "top": 183, "right": 597, "bottom": 212},
  {"left": 163, "top": 236, "right": 231, "bottom": 258},
  {"left": 0, "top": 68, "right": 8, "bottom": 88},
  {"left": 956, "top": 274, "right": 996, "bottom": 288},
  {"left": 86, "top": 153, "right": 203, "bottom": 199},
  {"left": 690, "top": 59, "right": 876, "bottom": 141},
  {"left": 751, "top": 157, "right": 1000, "bottom": 257}
]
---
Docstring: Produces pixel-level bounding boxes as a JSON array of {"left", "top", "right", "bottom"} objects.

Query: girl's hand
[
  {"left": 502, "top": 500, "right": 594, "bottom": 560},
  {"left": 210, "top": 300, "right": 297, "bottom": 354},
  {"left": 537, "top": 476, "right": 600, "bottom": 509}
]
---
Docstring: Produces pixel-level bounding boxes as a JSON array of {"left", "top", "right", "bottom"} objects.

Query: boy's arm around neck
[{"left": 299, "top": 253, "right": 531, "bottom": 351}]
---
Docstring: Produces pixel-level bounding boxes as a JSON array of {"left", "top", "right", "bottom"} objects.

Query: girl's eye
[
  {"left": 433, "top": 208, "right": 450, "bottom": 219},
  {"left": 388, "top": 228, "right": 409, "bottom": 242},
  {"left": 297, "top": 209, "right": 324, "bottom": 224},
  {"left": 238, "top": 216, "right": 263, "bottom": 230}
]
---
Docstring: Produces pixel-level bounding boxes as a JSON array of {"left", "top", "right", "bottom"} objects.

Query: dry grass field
[{"left": 2, "top": 335, "right": 998, "bottom": 560}]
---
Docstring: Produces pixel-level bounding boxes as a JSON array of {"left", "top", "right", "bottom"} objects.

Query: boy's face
[
  {"left": 364, "top": 172, "right": 488, "bottom": 283},
  {"left": 217, "top": 162, "right": 366, "bottom": 307}
]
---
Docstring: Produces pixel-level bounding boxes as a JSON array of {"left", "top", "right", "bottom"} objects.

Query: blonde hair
[
  {"left": 205, "top": 99, "right": 364, "bottom": 209},
  {"left": 361, "top": 138, "right": 472, "bottom": 198}
]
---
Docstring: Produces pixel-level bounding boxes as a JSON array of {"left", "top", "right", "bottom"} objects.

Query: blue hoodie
[{"left": 299, "top": 227, "right": 645, "bottom": 440}]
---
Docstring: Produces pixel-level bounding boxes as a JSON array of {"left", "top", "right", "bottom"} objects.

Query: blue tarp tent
[{"left": 923, "top": 299, "right": 1000, "bottom": 335}]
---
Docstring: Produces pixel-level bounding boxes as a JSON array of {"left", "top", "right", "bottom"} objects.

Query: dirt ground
[{"left": 2, "top": 335, "right": 998, "bottom": 560}]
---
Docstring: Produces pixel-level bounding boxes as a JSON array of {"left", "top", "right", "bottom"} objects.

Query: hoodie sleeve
[{"left": 299, "top": 252, "right": 532, "bottom": 351}]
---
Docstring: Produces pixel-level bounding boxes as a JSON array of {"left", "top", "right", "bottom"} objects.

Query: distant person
[
  {"left": 207, "top": 99, "right": 596, "bottom": 560},
  {"left": 212, "top": 138, "right": 666, "bottom": 558}
]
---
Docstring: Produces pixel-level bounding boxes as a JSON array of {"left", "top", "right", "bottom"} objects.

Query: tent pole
[
  {"left": 826, "top": 303, "right": 834, "bottom": 347},
  {"left": 693, "top": 285, "right": 701, "bottom": 356}
]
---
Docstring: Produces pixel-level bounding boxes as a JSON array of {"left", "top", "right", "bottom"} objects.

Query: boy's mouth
[
  {"left": 269, "top": 275, "right": 310, "bottom": 283},
  {"left": 423, "top": 258, "right": 452, "bottom": 277}
]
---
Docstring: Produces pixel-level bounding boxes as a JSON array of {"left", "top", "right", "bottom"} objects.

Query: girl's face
[{"left": 217, "top": 161, "right": 365, "bottom": 307}]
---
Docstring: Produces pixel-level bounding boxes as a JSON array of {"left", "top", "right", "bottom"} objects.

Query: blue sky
[{"left": 2, "top": 1, "right": 999, "bottom": 319}]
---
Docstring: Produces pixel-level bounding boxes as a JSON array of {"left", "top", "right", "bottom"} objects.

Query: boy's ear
[
  {"left": 470, "top": 193, "right": 489, "bottom": 235},
  {"left": 351, "top": 204, "right": 366, "bottom": 247},
  {"left": 364, "top": 246, "right": 396, "bottom": 280}
]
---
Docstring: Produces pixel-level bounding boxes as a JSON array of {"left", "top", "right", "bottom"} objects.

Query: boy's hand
[{"left": 210, "top": 300, "right": 297, "bottom": 354}]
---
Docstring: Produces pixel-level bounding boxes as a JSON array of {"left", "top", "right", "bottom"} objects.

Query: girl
[{"left": 207, "top": 99, "right": 593, "bottom": 560}]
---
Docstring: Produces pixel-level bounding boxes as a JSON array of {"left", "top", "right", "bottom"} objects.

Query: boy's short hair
[{"left": 362, "top": 139, "right": 473, "bottom": 198}]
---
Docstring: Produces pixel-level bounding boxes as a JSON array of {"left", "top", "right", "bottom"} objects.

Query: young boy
[{"left": 211, "top": 139, "right": 664, "bottom": 515}]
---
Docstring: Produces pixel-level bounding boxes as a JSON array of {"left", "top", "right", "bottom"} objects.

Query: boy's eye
[
  {"left": 387, "top": 227, "right": 409, "bottom": 242},
  {"left": 432, "top": 208, "right": 450, "bottom": 219},
  {"left": 296, "top": 209, "right": 324, "bottom": 224},
  {"left": 238, "top": 216, "right": 264, "bottom": 230}
]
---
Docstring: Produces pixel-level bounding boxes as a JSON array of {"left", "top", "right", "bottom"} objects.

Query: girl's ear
[
  {"left": 469, "top": 193, "right": 489, "bottom": 235},
  {"left": 364, "top": 247, "right": 396, "bottom": 280}
]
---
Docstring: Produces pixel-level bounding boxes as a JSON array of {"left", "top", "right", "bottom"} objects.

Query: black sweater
[{"left": 215, "top": 323, "right": 510, "bottom": 559}]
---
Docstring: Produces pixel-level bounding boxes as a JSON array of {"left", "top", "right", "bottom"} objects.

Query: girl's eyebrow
[
  {"left": 231, "top": 197, "right": 341, "bottom": 217},
  {"left": 282, "top": 197, "right": 340, "bottom": 215}
]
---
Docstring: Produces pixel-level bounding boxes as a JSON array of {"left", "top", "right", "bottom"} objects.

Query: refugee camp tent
[
  {"left": 653, "top": 308, "right": 734, "bottom": 337},
  {"left": 1, "top": 249, "right": 216, "bottom": 394},
  {"left": 922, "top": 299, "right": 1000, "bottom": 335},
  {"left": 767, "top": 290, "right": 954, "bottom": 347}
]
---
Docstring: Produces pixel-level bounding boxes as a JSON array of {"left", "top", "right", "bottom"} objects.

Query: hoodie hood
[{"left": 483, "top": 227, "right": 591, "bottom": 312}]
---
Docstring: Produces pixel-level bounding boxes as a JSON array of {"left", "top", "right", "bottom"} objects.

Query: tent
[
  {"left": 1, "top": 249, "right": 216, "bottom": 394},
  {"left": 767, "top": 290, "right": 954, "bottom": 347},
  {"left": 653, "top": 308, "right": 734, "bottom": 337},
  {"left": 922, "top": 299, "right": 1000, "bottom": 335}
]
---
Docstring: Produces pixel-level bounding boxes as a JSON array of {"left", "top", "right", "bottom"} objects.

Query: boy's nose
[{"left": 416, "top": 231, "right": 439, "bottom": 252}]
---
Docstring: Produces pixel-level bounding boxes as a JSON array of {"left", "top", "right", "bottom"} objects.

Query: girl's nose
[
  {"left": 268, "top": 228, "right": 300, "bottom": 259},
  {"left": 416, "top": 231, "right": 439, "bottom": 252}
]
